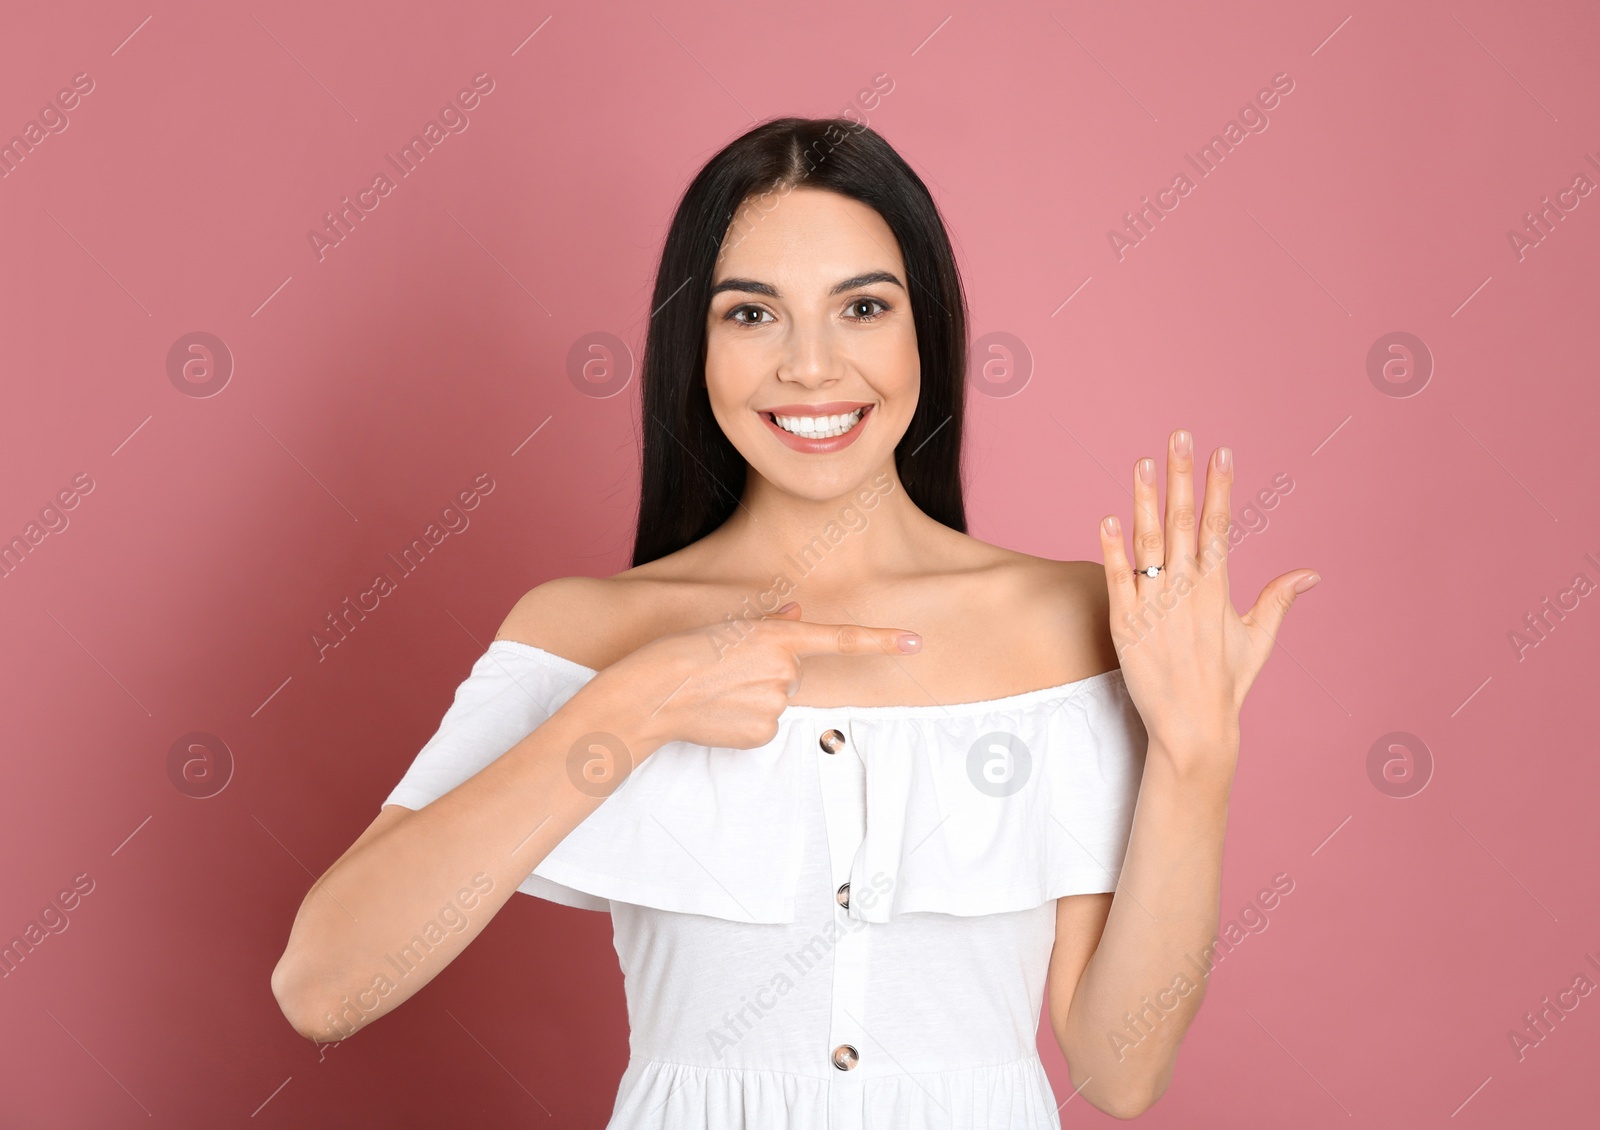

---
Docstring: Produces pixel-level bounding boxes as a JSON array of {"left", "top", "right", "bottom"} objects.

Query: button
[
  {"left": 819, "top": 728, "right": 846, "bottom": 754},
  {"left": 831, "top": 1044, "right": 859, "bottom": 1071},
  {"left": 836, "top": 882, "right": 850, "bottom": 909}
]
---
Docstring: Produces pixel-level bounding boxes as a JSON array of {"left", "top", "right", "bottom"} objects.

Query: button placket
[{"left": 815, "top": 717, "right": 868, "bottom": 1127}]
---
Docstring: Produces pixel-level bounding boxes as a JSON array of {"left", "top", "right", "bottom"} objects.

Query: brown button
[
  {"left": 819, "top": 728, "right": 846, "bottom": 754},
  {"left": 836, "top": 882, "right": 850, "bottom": 909},
  {"left": 831, "top": 1044, "right": 859, "bottom": 1071}
]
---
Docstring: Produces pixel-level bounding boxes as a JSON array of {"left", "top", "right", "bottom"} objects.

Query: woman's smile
[{"left": 757, "top": 401, "right": 875, "bottom": 453}]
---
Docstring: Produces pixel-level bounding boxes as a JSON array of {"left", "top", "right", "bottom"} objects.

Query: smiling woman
[
  {"left": 631, "top": 118, "right": 967, "bottom": 569},
  {"left": 271, "top": 115, "right": 1317, "bottom": 1129}
]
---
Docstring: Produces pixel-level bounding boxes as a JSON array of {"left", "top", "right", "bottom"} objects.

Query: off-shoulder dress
[{"left": 383, "top": 639, "right": 1148, "bottom": 1129}]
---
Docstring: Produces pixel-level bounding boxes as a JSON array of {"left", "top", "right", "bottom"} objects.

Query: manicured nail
[
  {"left": 1217, "top": 446, "right": 1231, "bottom": 473},
  {"left": 896, "top": 633, "right": 922, "bottom": 653},
  {"left": 1103, "top": 515, "right": 1120, "bottom": 536},
  {"left": 775, "top": 601, "right": 798, "bottom": 613},
  {"left": 1175, "top": 430, "right": 1192, "bottom": 456},
  {"left": 1293, "top": 573, "right": 1320, "bottom": 594},
  {"left": 1137, "top": 458, "right": 1154, "bottom": 485}
]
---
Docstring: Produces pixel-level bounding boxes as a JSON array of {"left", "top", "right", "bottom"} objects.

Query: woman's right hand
[{"left": 599, "top": 602, "right": 922, "bottom": 752}]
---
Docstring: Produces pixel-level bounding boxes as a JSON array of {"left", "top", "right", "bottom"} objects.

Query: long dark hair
[{"left": 629, "top": 117, "right": 969, "bottom": 568}]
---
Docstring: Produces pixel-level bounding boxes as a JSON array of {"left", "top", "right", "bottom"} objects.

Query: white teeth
[{"left": 771, "top": 408, "right": 865, "bottom": 439}]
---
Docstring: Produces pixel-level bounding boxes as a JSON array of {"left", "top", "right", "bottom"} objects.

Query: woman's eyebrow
[{"left": 708, "top": 270, "right": 906, "bottom": 299}]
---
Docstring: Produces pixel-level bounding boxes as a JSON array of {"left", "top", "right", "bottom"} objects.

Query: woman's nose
[{"left": 776, "top": 323, "right": 842, "bottom": 384}]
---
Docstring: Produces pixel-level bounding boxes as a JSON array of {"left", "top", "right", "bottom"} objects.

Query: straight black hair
[{"left": 630, "top": 116, "right": 970, "bottom": 568}]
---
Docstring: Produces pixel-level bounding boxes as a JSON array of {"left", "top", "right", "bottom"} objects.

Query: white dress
[{"left": 383, "top": 640, "right": 1148, "bottom": 1129}]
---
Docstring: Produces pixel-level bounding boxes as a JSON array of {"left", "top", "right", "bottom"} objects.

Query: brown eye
[
  {"left": 728, "top": 305, "right": 773, "bottom": 326},
  {"left": 848, "top": 298, "right": 889, "bottom": 321}
]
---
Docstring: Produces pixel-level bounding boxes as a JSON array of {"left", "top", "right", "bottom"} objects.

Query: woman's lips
[{"left": 759, "top": 404, "right": 873, "bottom": 454}]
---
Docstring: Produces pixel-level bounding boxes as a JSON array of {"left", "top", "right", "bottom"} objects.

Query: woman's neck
[{"left": 689, "top": 460, "right": 960, "bottom": 599}]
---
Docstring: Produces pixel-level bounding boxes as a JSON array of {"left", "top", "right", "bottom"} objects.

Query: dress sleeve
[
  {"left": 380, "top": 640, "right": 809, "bottom": 924},
  {"left": 382, "top": 642, "right": 587, "bottom": 812},
  {"left": 380, "top": 641, "right": 613, "bottom": 912}
]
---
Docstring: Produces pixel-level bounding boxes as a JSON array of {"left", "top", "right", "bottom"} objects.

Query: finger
[
  {"left": 1131, "top": 454, "right": 1162, "bottom": 580},
  {"left": 1196, "top": 445, "right": 1233, "bottom": 586},
  {"left": 1100, "top": 514, "right": 1136, "bottom": 623},
  {"left": 778, "top": 619, "right": 922, "bottom": 657},
  {"left": 1164, "top": 428, "right": 1196, "bottom": 570},
  {"left": 763, "top": 601, "right": 802, "bottom": 619},
  {"left": 1240, "top": 570, "right": 1321, "bottom": 659}
]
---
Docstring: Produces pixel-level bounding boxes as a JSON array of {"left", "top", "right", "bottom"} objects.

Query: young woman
[{"left": 271, "top": 117, "right": 1318, "bottom": 1127}]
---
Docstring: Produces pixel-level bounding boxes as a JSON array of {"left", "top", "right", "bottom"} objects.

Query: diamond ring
[{"left": 1138, "top": 564, "right": 1164, "bottom": 579}]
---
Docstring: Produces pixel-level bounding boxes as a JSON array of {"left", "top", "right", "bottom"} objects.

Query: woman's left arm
[{"left": 1048, "top": 428, "right": 1320, "bottom": 1118}]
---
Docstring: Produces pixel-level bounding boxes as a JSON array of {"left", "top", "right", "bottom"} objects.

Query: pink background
[{"left": 2, "top": 0, "right": 1597, "bottom": 1125}]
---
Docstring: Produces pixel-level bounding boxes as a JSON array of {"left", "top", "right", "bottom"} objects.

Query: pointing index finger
[{"left": 780, "top": 619, "right": 923, "bottom": 657}]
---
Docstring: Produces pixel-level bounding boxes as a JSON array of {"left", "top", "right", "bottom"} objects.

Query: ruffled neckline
[
  {"left": 488, "top": 637, "right": 1125, "bottom": 718},
  {"left": 388, "top": 637, "right": 1149, "bottom": 923}
]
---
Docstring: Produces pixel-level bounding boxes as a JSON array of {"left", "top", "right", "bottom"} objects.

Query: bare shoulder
[
  {"left": 967, "top": 540, "right": 1118, "bottom": 680},
  {"left": 492, "top": 567, "right": 700, "bottom": 671},
  {"left": 492, "top": 575, "right": 640, "bottom": 669},
  {"left": 1038, "top": 558, "right": 1118, "bottom": 678}
]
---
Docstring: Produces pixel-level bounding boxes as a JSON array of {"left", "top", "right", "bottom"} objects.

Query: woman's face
[{"left": 704, "top": 186, "right": 919, "bottom": 502}]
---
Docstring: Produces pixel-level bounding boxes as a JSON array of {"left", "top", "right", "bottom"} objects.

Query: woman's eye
[
  {"left": 848, "top": 298, "right": 889, "bottom": 321},
  {"left": 728, "top": 305, "right": 773, "bottom": 326}
]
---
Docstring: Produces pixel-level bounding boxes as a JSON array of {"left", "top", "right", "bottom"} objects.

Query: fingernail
[
  {"left": 896, "top": 633, "right": 922, "bottom": 653},
  {"left": 1293, "top": 573, "right": 1320, "bottom": 594},
  {"left": 1217, "top": 446, "right": 1231, "bottom": 473},
  {"left": 1175, "top": 430, "right": 1192, "bottom": 456},
  {"left": 775, "top": 601, "right": 798, "bottom": 613},
  {"left": 1137, "top": 458, "right": 1154, "bottom": 485},
  {"left": 1103, "top": 515, "right": 1120, "bottom": 536}
]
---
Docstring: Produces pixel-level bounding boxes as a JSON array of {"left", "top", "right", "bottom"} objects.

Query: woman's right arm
[
  {"left": 269, "top": 593, "right": 920, "bottom": 1042},
  {"left": 269, "top": 660, "right": 666, "bottom": 1042}
]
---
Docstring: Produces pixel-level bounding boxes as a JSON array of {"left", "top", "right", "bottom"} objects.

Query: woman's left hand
[{"left": 1097, "top": 428, "right": 1320, "bottom": 778}]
